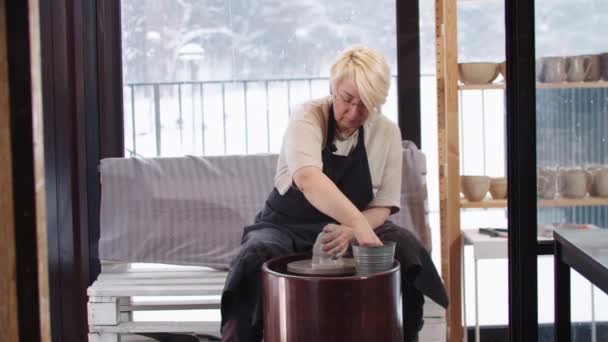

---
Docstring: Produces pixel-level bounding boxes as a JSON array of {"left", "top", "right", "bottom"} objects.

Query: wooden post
[
  {"left": 1, "top": 0, "right": 51, "bottom": 340},
  {"left": 0, "top": 0, "right": 20, "bottom": 340},
  {"left": 436, "top": 0, "right": 463, "bottom": 340},
  {"left": 29, "top": 0, "right": 52, "bottom": 340}
]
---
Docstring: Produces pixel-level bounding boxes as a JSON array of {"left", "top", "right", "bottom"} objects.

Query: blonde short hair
[{"left": 330, "top": 45, "right": 391, "bottom": 114}]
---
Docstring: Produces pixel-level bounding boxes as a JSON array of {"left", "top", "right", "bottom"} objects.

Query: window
[
  {"left": 121, "top": 0, "right": 398, "bottom": 158},
  {"left": 119, "top": 0, "right": 399, "bottom": 324}
]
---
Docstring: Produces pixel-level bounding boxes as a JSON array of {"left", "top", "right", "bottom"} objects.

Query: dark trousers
[{"left": 220, "top": 222, "right": 425, "bottom": 342}]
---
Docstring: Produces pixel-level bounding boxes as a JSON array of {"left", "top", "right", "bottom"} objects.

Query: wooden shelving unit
[
  {"left": 436, "top": 1, "right": 608, "bottom": 341},
  {"left": 435, "top": 0, "right": 462, "bottom": 341},
  {"left": 461, "top": 196, "right": 608, "bottom": 209}
]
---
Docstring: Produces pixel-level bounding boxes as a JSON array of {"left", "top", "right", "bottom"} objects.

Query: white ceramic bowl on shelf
[
  {"left": 499, "top": 61, "right": 507, "bottom": 80},
  {"left": 489, "top": 177, "right": 508, "bottom": 199},
  {"left": 458, "top": 62, "right": 499, "bottom": 85},
  {"left": 460, "top": 175, "right": 491, "bottom": 202}
]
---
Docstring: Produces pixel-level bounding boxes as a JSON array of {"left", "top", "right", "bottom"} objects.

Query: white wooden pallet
[
  {"left": 87, "top": 264, "right": 446, "bottom": 342},
  {"left": 88, "top": 265, "right": 225, "bottom": 342}
]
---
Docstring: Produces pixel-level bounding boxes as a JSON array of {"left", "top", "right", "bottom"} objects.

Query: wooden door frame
[
  {"left": 32, "top": 0, "right": 419, "bottom": 339},
  {"left": 0, "top": 0, "right": 20, "bottom": 339},
  {"left": 36, "top": 0, "right": 124, "bottom": 340},
  {"left": 435, "top": 0, "right": 463, "bottom": 340},
  {"left": 6, "top": 0, "right": 43, "bottom": 340},
  {"left": 4, "top": 0, "right": 54, "bottom": 340}
]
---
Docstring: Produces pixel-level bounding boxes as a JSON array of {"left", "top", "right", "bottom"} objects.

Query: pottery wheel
[{"left": 287, "top": 258, "right": 356, "bottom": 275}]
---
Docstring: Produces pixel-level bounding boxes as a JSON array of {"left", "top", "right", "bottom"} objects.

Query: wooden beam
[
  {"left": 28, "top": 0, "right": 52, "bottom": 340},
  {"left": 6, "top": 0, "right": 48, "bottom": 339},
  {"left": 0, "top": 0, "right": 20, "bottom": 339},
  {"left": 435, "top": 0, "right": 447, "bottom": 294},
  {"left": 445, "top": 0, "right": 463, "bottom": 337},
  {"left": 436, "top": 0, "right": 463, "bottom": 340}
]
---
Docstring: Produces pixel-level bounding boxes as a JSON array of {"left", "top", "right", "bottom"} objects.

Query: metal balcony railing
[{"left": 123, "top": 76, "right": 401, "bottom": 158}]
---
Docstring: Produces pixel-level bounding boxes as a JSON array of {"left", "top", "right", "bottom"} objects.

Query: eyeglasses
[{"left": 333, "top": 92, "right": 368, "bottom": 112}]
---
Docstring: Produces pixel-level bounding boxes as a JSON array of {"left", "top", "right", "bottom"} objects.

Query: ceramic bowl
[
  {"left": 458, "top": 62, "right": 499, "bottom": 85},
  {"left": 461, "top": 175, "right": 490, "bottom": 201},
  {"left": 352, "top": 241, "right": 396, "bottom": 275},
  {"left": 499, "top": 61, "right": 506, "bottom": 80},
  {"left": 489, "top": 177, "right": 507, "bottom": 199},
  {"left": 590, "top": 168, "right": 608, "bottom": 197},
  {"left": 558, "top": 168, "right": 589, "bottom": 199},
  {"left": 537, "top": 167, "right": 558, "bottom": 199}
]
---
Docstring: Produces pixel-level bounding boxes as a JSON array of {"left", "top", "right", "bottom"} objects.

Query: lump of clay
[{"left": 311, "top": 227, "right": 344, "bottom": 269}]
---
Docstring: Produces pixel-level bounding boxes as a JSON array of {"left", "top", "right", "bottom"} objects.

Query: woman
[{"left": 220, "top": 45, "right": 448, "bottom": 342}]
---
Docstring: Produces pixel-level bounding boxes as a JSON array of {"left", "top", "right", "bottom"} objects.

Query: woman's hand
[
  {"left": 320, "top": 224, "right": 355, "bottom": 257},
  {"left": 321, "top": 223, "right": 383, "bottom": 256},
  {"left": 351, "top": 223, "right": 383, "bottom": 247}
]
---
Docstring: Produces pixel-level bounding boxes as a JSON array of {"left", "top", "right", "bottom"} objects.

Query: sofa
[{"left": 87, "top": 141, "right": 445, "bottom": 342}]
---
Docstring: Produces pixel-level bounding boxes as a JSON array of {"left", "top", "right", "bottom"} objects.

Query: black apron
[
  {"left": 220, "top": 107, "right": 373, "bottom": 340},
  {"left": 249, "top": 104, "right": 373, "bottom": 232},
  {"left": 221, "top": 107, "right": 448, "bottom": 341}
]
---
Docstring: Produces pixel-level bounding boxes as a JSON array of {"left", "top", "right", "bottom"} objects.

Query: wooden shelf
[
  {"left": 537, "top": 81, "right": 608, "bottom": 89},
  {"left": 461, "top": 196, "right": 608, "bottom": 208},
  {"left": 460, "top": 198, "right": 506, "bottom": 208},
  {"left": 458, "top": 80, "right": 608, "bottom": 90},
  {"left": 458, "top": 82, "right": 505, "bottom": 90}
]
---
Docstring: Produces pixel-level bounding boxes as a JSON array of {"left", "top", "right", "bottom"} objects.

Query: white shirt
[{"left": 274, "top": 96, "right": 403, "bottom": 213}]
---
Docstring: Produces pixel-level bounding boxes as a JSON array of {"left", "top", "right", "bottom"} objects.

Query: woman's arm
[
  {"left": 362, "top": 207, "right": 391, "bottom": 229},
  {"left": 320, "top": 207, "right": 390, "bottom": 255},
  {"left": 293, "top": 166, "right": 382, "bottom": 246}
]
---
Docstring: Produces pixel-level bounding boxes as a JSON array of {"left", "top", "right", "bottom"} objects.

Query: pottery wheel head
[{"left": 286, "top": 258, "right": 356, "bottom": 275}]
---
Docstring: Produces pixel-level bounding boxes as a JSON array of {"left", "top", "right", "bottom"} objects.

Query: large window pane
[
  {"left": 121, "top": 0, "right": 398, "bottom": 157},
  {"left": 535, "top": 0, "right": 608, "bottom": 339},
  {"left": 119, "top": 0, "right": 399, "bottom": 324}
]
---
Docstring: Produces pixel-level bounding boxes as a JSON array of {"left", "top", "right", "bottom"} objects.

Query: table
[
  {"left": 554, "top": 228, "right": 608, "bottom": 342},
  {"left": 462, "top": 229, "right": 556, "bottom": 342},
  {"left": 462, "top": 229, "right": 509, "bottom": 342}
]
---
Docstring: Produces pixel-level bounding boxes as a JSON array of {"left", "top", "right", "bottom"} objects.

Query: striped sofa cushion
[{"left": 98, "top": 142, "right": 430, "bottom": 269}]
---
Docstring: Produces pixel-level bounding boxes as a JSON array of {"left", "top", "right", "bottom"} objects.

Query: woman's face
[{"left": 332, "top": 79, "right": 369, "bottom": 134}]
